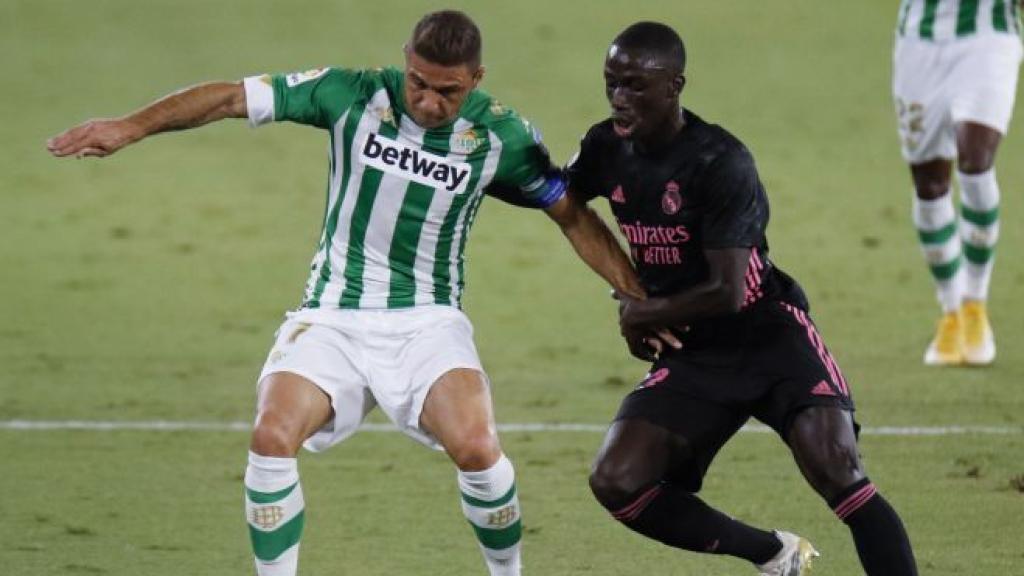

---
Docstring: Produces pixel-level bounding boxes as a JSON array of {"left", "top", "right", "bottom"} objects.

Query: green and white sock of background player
[
  {"left": 245, "top": 451, "right": 305, "bottom": 576},
  {"left": 957, "top": 170, "right": 1000, "bottom": 302},
  {"left": 913, "top": 190, "right": 964, "bottom": 312},
  {"left": 459, "top": 454, "right": 522, "bottom": 576}
]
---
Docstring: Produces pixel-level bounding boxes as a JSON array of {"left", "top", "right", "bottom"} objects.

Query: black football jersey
[{"left": 567, "top": 109, "right": 807, "bottom": 313}]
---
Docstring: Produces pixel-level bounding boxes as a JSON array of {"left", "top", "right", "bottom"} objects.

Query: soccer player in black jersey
[{"left": 566, "top": 22, "right": 919, "bottom": 576}]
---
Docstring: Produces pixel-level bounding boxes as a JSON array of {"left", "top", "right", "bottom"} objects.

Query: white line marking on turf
[{"left": 1, "top": 420, "right": 1021, "bottom": 436}]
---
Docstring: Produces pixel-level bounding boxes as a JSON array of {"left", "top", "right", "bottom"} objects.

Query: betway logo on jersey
[{"left": 360, "top": 133, "right": 471, "bottom": 194}]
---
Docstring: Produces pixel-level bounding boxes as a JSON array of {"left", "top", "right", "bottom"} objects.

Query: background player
[
  {"left": 893, "top": 0, "right": 1022, "bottom": 365},
  {"left": 47, "top": 11, "right": 645, "bottom": 576},
  {"left": 569, "top": 22, "right": 919, "bottom": 575}
]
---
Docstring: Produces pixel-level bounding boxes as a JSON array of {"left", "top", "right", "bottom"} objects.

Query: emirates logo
[
  {"left": 662, "top": 181, "right": 682, "bottom": 215},
  {"left": 251, "top": 506, "right": 285, "bottom": 529}
]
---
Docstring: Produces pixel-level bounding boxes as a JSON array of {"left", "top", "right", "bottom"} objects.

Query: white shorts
[
  {"left": 257, "top": 305, "right": 485, "bottom": 451},
  {"left": 893, "top": 33, "right": 1023, "bottom": 163}
]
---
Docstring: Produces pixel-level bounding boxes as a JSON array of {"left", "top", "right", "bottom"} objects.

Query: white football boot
[{"left": 756, "top": 531, "right": 818, "bottom": 576}]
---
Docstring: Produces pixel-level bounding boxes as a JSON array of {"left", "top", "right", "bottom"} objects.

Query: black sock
[
  {"left": 830, "top": 478, "right": 918, "bottom": 576},
  {"left": 614, "top": 482, "right": 781, "bottom": 564}
]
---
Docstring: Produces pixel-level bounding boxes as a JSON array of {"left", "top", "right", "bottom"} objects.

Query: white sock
[
  {"left": 458, "top": 454, "right": 522, "bottom": 576},
  {"left": 957, "top": 170, "right": 1000, "bottom": 302},
  {"left": 245, "top": 451, "right": 304, "bottom": 576},
  {"left": 912, "top": 191, "right": 964, "bottom": 312}
]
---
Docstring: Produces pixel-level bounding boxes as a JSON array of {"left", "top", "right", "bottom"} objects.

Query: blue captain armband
[
  {"left": 485, "top": 169, "right": 567, "bottom": 209},
  {"left": 521, "top": 170, "right": 567, "bottom": 208}
]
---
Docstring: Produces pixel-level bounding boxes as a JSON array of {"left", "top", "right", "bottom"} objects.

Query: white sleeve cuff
[{"left": 243, "top": 75, "right": 275, "bottom": 128}]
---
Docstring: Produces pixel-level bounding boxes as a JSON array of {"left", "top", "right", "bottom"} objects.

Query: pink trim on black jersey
[
  {"left": 780, "top": 302, "right": 850, "bottom": 397},
  {"left": 611, "top": 484, "right": 663, "bottom": 522},
  {"left": 833, "top": 482, "right": 877, "bottom": 520},
  {"left": 742, "top": 248, "right": 766, "bottom": 309}
]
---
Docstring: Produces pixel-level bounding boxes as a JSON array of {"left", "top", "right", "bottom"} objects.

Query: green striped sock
[
  {"left": 459, "top": 455, "right": 522, "bottom": 575},
  {"left": 958, "top": 170, "right": 1000, "bottom": 301},
  {"left": 913, "top": 192, "right": 963, "bottom": 312},
  {"left": 245, "top": 452, "right": 304, "bottom": 576}
]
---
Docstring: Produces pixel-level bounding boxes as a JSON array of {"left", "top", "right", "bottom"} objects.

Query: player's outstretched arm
[
  {"left": 545, "top": 189, "right": 645, "bottom": 300},
  {"left": 46, "top": 81, "right": 247, "bottom": 158},
  {"left": 546, "top": 191, "right": 683, "bottom": 358}
]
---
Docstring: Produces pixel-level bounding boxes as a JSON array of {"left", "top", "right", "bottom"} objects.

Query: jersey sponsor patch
[
  {"left": 285, "top": 67, "right": 328, "bottom": 87},
  {"left": 360, "top": 132, "right": 472, "bottom": 194}
]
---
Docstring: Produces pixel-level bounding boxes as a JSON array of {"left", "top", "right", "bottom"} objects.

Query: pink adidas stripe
[
  {"left": 787, "top": 306, "right": 837, "bottom": 391},
  {"left": 611, "top": 484, "right": 663, "bottom": 522},
  {"left": 782, "top": 304, "right": 850, "bottom": 397},
  {"left": 783, "top": 304, "right": 838, "bottom": 387},
  {"left": 795, "top": 308, "right": 849, "bottom": 396},
  {"left": 834, "top": 483, "right": 877, "bottom": 520},
  {"left": 742, "top": 249, "right": 765, "bottom": 309},
  {"left": 796, "top": 306, "right": 849, "bottom": 395}
]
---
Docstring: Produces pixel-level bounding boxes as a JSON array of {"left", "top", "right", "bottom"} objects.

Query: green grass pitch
[{"left": 2, "top": 1, "right": 1023, "bottom": 574}]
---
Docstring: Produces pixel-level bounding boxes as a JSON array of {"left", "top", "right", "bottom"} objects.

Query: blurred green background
[{"left": 2, "top": 1, "right": 1022, "bottom": 574}]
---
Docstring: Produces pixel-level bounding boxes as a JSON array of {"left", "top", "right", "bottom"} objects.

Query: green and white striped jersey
[
  {"left": 897, "top": 0, "right": 1021, "bottom": 41},
  {"left": 243, "top": 67, "right": 564, "bottom": 310}
]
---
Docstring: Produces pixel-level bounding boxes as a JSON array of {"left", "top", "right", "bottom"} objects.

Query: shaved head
[
  {"left": 610, "top": 22, "right": 686, "bottom": 76},
  {"left": 603, "top": 22, "right": 687, "bottom": 148}
]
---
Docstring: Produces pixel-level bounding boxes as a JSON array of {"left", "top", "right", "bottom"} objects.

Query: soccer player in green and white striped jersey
[
  {"left": 893, "top": 0, "right": 1022, "bottom": 365},
  {"left": 897, "top": 0, "right": 1021, "bottom": 40},
  {"left": 47, "top": 11, "right": 653, "bottom": 576}
]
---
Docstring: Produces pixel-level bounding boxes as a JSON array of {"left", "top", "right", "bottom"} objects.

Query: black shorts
[{"left": 614, "top": 301, "right": 856, "bottom": 491}]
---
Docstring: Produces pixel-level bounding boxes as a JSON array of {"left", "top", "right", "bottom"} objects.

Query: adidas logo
[
  {"left": 360, "top": 132, "right": 471, "bottom": 193},
  {"left": 810, "top": 380, "right": 836, "bottom": 397},
  {"left": 610, "top": 185, "right": 626, "bottom": 204}
]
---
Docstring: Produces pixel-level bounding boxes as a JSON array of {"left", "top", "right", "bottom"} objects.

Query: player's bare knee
[
  {"left": 250, "top": 411, "right": 303, "bottom": 457},
  {"left": 910, "top": 159, "right": 953, "bottom": 199},
  {"left": 803, "top": 439, "right": 864, "bottom": 499},
  {"left": 589, "top": 455, "right": 647, "bottom": 510},
  {"left": 913, "top": 178, "right": 953, "bottom": 200},
  {"left": 447, "top": 430, "right": 501, "bottom": 471},
  {"left": 957, "top": 153, "right": 995, "bottom": 175}
]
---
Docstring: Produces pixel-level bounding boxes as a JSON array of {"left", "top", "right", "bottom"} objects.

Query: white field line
[{"left": 0, "top": 420, "right": 1021, "bottom": 436}]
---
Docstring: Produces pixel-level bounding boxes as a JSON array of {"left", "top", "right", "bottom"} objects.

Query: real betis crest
[
  {"left": 451, "top": 128, "right": 485, "bottom": 154},
  {"left": 489, "top": 99, "right": 507, "bottom": 116},
  {"left": 373, "top": 106, "right": 396, "bottom": 127}
]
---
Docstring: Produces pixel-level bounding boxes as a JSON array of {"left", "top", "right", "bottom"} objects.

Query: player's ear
[
  {"left": 670, "top": 74, "right": 685, "bottom": 98},
  {"left": 471, "top": 65, "right": 486, "bottom": 88}
]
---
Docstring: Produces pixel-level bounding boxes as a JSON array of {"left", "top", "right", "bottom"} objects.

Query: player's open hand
[{"left": 46, "top": 118, "right": 141, "bottom": 159}]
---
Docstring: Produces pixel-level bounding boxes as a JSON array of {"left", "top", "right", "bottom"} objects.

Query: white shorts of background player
[{"left": 893, "top": 33, "right": 1023, "bottom": 163}]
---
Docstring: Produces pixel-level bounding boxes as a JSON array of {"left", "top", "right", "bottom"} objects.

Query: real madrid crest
[{"left": 661, "top": 180, "right": 682, "bottom": 215}]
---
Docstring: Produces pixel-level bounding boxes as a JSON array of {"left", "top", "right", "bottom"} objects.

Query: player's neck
[{"left": 635, "top": 108, "right": 685, "bottom": 155}]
